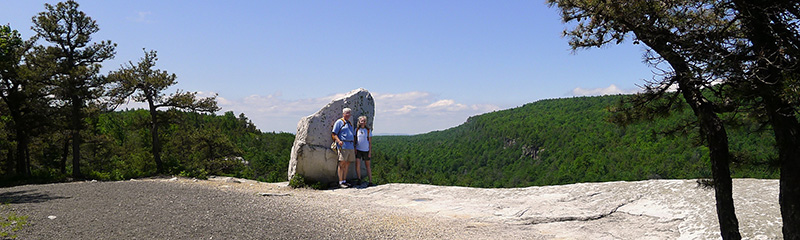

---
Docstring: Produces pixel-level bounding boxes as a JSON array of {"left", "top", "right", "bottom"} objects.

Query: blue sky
[{"left": 3, "top": 1, "right": 655, "bottom": 134}]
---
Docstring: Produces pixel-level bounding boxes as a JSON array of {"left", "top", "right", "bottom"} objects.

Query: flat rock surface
[{"left": 0, "top": 177, "right": 781, "bottom": 239}]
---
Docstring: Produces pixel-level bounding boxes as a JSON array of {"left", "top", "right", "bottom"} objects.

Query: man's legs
[
  {"left": 337, "top": 149, "right": 348, "bottom": 186},
  {"left": 341, "top": 161, "right": 350, "bottom": 183},
  {"left": 338, "top": 160, "right": 346, "bottom": 183},
  {"left": 337, "top": 149, "right": 355, "bottom": 188}
]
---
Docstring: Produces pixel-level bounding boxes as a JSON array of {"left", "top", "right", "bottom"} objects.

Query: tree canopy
[
  {"left": 547, "top": 0, "right": 800, "bottom": 238},
  {"left": 371, "top": 95, "right": 777, "bottom": 188},
  {"left": 107, "top": 49, "right": 219, "bottom": 173}
]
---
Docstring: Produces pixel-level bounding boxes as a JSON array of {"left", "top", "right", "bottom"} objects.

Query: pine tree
[
  {"left": 108, "top": 49, "right": 219, "bottom": 174},
  {"left": 31, "top": 0, "right": 116, "bottom": 178}
]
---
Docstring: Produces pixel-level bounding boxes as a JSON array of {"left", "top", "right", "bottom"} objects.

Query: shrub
[
  {"left": 288, "top": 174, "right": 306, "bottom": 188},
  {"left": 179, "top": 169, "right": 209, "bottom": 180},
  {"left": 288, "top": 174, "right": 325, "bottom": 190}
]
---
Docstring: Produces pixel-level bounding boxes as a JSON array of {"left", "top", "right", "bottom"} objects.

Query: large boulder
[{"left": 288, "top": 88, "right": 375, "bottom": 184}]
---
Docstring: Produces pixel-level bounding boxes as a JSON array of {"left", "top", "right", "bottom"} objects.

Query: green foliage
[
  {"left": 288, "top": 174, "right": 325, "bottom": 190},
  {"left": 106, "top": 48, "right": 220, "bottom": 174},
  {"left": 0, "top": 25, "right": 23, "bottom": 69},
  {"left": 372, "top": 95, "right": 778, "bottom": 188},
  {"left": 288, "top": 174, "right": 306, "bottom": 188},
  {"left": 179, "top": 169, "right": 209, "bottom": 180},
  {"left": 0, "top": 204, "right": 28, "bottom": 239},
  {"left": 1, "top": 108, "right": 294, "bottom": 185},
  {"left": 30, "top": 0, "right": 117, "bottom": 178},
  {"left": 94, "top": 109, "right": 292, "bottom": 181}
]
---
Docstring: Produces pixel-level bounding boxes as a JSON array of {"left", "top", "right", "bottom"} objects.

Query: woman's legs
[
  {"left": 365, "top": 160, "right": 372, "bottom": 182},
  {"left": 355, "top": 157, "right": 362, "bottom": 182}
]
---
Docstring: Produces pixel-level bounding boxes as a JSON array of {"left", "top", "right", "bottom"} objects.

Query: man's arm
[
  {"left": 332, "top": 120, "right": 343, "bottom": 146},
  {"left": 332, "top": 133, "right": 343, "bottom": 146}
]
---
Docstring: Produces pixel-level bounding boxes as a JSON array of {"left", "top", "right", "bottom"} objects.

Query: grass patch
[{"left": 0, "top": 203, "right": 28, "bottom": 239}]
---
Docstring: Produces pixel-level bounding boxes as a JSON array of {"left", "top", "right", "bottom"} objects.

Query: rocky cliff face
[
  {"left": 328, "top": 178, "right": 782, "bottom": 239},
  {"left": 288, "top": 88, "right": 375, "bottom": 184}
]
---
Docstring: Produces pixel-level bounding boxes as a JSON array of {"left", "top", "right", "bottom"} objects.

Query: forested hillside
[
  {"left": 370, "top": 95, "right": 778, "bottom": 188},
  {"left": 95, "top": 110, "right": 295, "bottom": 182},
  {"left": 0, "top": 109, "right": 294, "bottom": 184},
  {"left": 2, "top": 94, "right": 779, "bottom": 187}
]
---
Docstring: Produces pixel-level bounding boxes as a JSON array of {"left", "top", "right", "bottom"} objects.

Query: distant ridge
[
  {"left": 373, "top": 133, "right": 412, "bottom": 136},
  {"left": 371, "top": 94, "right": 778, "bottom": 188}
]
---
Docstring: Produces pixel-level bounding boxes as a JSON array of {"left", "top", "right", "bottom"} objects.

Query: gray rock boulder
[
  {"left": 334, "top": 179, "right": 781, "bottom": 239},
  {"left": 288, "top": 88, "right": 375, "bottom": 184}
]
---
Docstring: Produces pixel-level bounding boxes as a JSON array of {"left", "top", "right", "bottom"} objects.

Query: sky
[{"left": 2, "top": 0, "right": 657, "bottom": 135}]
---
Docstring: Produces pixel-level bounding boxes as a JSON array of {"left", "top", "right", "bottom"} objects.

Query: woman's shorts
[{"left": 356, "top": 150, "right": 371, "bottom": 161}]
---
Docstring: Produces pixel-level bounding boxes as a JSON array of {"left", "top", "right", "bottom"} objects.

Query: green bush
[
  {"left": 179, "top": 169, "right": 209, "bottom": 180},
  {"left": 288, "top": 174, "right": 325, "bottom": 190},
  {"left": 86, "top": 171, "right": 112, "bottom": 181},
  {"left": 288, "top": 174, "right": 306, "bottom": 188}
]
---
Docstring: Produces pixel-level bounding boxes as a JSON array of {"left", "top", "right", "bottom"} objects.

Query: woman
[{"left": 355, "top": 115, "right": 375, "bottom": 186}]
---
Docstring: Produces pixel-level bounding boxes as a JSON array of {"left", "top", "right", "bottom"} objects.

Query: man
[{"left": 331, "top": 108, "right": 356, "bottom": 188}]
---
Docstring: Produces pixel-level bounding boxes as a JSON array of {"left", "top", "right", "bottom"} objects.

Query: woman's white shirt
[{"left": 356, "top": 128, "right": 372, "bottom": 152}]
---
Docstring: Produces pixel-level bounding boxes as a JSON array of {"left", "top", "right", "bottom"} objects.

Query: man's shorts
[
  {"left": 356, "top": 150, "right": 371, "bottom": 161},
  {"left": 338, "top": 149, "right": 356, "bottom": 162}
]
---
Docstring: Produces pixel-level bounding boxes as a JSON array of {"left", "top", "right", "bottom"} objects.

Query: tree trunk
[
  {"left": 147, "top": 97, "right": 164, "bottom": 174},
  {"left": 61, "top": 132, "right": 69, "bottom": 174},
  {"left": 648, "top": 39, "right": 742, "bottom": 239},
  {"left": 15, "top": 133, "right": 30, "bottom": 176},
  {"left": 733, "top": 1, "right": 800, "bottom": 237},
  {"left": 768, "top": 107, "right": 800, "bottom": 239},
  {"left": 700, "top": 112, "right": 740, "bottom": 240},
  {"left": 4, "top": 147, "right": 13, "bottom": 176},
  {"left": 754, "top": 44, "right": 800, "bottom": 240},
  {"left": 71, "top": 96, "right": 82, "bottom": 179},
  {"left": 678, "top": 84, "right": 741, "bottom": 240},
  {"left": 4, "top": 94, "right": 30, "bottom": 177},
  {"left": 9, "top": 104, "right": 30, "bottom": 176},
  {"left": 24, "top": 141, "right": 30, "bottom": 176}
]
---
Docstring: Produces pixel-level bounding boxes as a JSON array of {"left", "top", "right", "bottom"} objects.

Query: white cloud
[
  {"left": 116, "top": 90, "right": 502, "bottom": 134},
  {"left": 374, "top": 92, "right": 500, "bottom": 134},
  {"left": 128, "top": 11, "right": 153, "bottom": 23},
  {"left": 570, "top": 84, "right": 638, "bottom": 97},
  {"left": 428, "top": 99, "right": 459, "bottom": 108},
  {"left": 225, "top": 91, "right": 500, "bottom": 134}
]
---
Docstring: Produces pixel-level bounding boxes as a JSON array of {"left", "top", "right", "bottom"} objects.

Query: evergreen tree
[
  {"left": 31, "top": 0, "right": 116, "bottom": 178},
  {"left": 547, "top": 0, "right": 800, "bottom": 238},
  {"left": 108, "top": 49, "right": 219, "bottom": 173},
  {"left": 0, "top": 25, "right": 28, "bottom": 176},
  {"left": 0, "top": 25, "right": 52, "bottom": 177},
  {"left": 727, "top": 1, "right": 800, "bottom": 237},
  {"left": 547, "top": 1, "right": 742, "bottom": 237}
]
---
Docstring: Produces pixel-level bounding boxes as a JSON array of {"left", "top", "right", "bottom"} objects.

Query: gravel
[{"left": 0, "top": 177, "right": 535, "bottom": 239}]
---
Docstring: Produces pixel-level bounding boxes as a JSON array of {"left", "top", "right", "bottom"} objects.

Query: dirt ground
[{"left": 0, "top": 177, "right": 782, "bottom": 239}]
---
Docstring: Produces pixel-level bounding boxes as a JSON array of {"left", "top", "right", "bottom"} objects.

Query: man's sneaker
[{"left": 339, "top": 183, "right": 350, "bottom": 189}]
